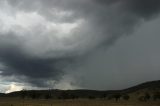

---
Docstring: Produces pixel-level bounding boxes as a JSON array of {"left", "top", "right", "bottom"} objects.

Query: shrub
[
  {"left": 144, "top": 93, "right": 150, "bottom": 101},
  {"left": 45, "top": 93, "right": 52, "bottom": 99},
  {"left": 153, "top": 92, "right": 160, "bottom": 101},
  {"left": 122, "top": 94, "right": 130, "bottom": 100}
]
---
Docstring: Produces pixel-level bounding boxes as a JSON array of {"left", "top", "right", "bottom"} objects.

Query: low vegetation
[{"left": 0, "top": 80, "right": 160, "bottom": 106}]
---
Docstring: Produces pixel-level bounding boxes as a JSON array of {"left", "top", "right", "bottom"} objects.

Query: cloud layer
[{"left": 0, "top": 0, "right": 160, "bottom": 89}]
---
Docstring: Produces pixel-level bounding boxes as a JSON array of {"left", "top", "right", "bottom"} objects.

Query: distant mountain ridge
[
  {"left": 123, "top": 80, "right": 160, "bottom": 93},
  {"left": 1, "top": 80, "right": 160, "bottom": 99}
]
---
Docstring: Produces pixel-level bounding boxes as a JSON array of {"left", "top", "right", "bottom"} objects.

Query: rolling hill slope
[{"left": 1, "top": 80, "right": 160, "bottom": 100}]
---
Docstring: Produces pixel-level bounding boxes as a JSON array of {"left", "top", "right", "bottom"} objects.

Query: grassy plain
[{"left": 0, "top": 98, "right": 160, "bottom": 106}]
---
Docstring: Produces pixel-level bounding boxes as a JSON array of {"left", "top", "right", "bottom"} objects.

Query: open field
[{"left": 0, "top": 98, "right": 160, "bottom": 106}]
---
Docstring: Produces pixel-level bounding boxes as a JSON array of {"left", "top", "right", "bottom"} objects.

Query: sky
[{"left": 0, "top": 0, "right": 160, "bottom": 93}]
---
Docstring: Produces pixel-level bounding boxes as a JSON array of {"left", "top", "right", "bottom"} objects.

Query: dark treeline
[
  {"left": 4, "top": 89, "right": 160, "bottom": 102},
  {"left": 0, "top": 80, "right": 160, "bottom": 101}
]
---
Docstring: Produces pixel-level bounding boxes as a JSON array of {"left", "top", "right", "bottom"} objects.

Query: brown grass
[{"left": 0, "top": 98, "right": 159, "bottom": 106}]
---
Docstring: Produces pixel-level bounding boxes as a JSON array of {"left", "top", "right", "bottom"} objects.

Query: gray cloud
[
  {"left": 0, "top": 0, "right": 160, "bottom": 88},
  {"left": 74, "top": 18, "right": 160, "bottom": 90}
]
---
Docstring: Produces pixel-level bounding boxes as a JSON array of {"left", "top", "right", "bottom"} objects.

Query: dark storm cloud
[
  {"left": 0, "top": 34, "right": 75, "bottom": 87},
  {"left": 0, "top": 43, "right": 62, "bottom": 87},
  {"left": 126, "top": 0, "right": 160, "bottom": 18},
  {"left": 0, "top": 45, "right": 76, "bottom": 87},
  {"left": 0, "top": 49, "right": 57, "bottom": 78},
  {"left": 94, "top": 0, "right": 160, "bottom": 20},
  {"left": 0, "top": 0, "right": 160, "bottom": 88}
]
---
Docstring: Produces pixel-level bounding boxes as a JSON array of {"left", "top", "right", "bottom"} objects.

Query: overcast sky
[{"left": 0, "top": 0, "right": 160, "bottom": 93}]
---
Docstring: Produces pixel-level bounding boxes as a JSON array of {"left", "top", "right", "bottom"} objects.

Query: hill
[
  {"left": 124, "top": 80, "right": 160, "bottom": 93},
  {"left": 1, "top": 80, "right": 160, "bottom": 100}
]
